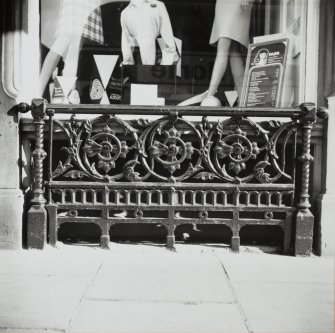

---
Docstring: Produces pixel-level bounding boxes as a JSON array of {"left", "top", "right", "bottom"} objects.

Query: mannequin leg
[
  {"left": 229, "top": 41, "right": 245, "bottom": 98},
  {"left": 39, "top": 36, "right": 70, "bottom": 95},
  {"left": 62, "top": 34, "right": 82, "bottom": 76},
  {"left": 178, "top": 37, "right": 231, "bottom": 106},
  {"left": 206, "top": 37, "right": 232, "bottom": 96}
]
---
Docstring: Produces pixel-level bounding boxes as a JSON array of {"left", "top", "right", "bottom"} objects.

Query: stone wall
[{"left": 0, "top": 0, "right": 40, "bottom": 249}]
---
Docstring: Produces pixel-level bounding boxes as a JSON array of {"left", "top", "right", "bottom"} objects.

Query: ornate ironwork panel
[
  {"left": 48, "top": 114, "right": 298, "bottom": 185},
  {"left": 18, "top": 102, "right": 327, "bottom": 255}
]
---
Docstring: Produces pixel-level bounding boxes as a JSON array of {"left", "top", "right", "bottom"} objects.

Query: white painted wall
[{"left": 320, "top": 95, "right": 335, "bottom": 256}]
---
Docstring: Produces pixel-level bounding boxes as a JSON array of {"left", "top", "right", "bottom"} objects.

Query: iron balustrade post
[
  {"left": 166, "top": 187, "right": 176, "bottom": 250},
  {"left": 46, "top": 109, "right": 54, "bottom": 185},
  {"left": 231, "top": 209, "right": 240, "bottom": 252},
  {"left": 27, "top": 99, "right": 48, "bottom": 249},
  {"left": 295, "top": 102, "right": 316, "bottom": 256},
  {"left": 46, "top": 204, "right": 57, "bottom": 246},
  {"left": 100, "top": 222, "right": 111, "bottom": 249},
  {"left": 283, "top": 211, "right": 294, "bottom": 254}
]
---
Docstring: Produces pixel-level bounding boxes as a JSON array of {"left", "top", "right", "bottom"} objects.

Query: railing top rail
[
  {"left": 45, "top": 104, "right": 302, "bottom": 118},
  {"left": 48, "top": 181, "right": 295, "bottom": 190}
]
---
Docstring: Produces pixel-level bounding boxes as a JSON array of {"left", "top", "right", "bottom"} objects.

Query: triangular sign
[
  {"left": 94, "top": 55, "right": 119, "bottom": 87},
  {"left": 100, "top": 91, "right": 110, "bottom": 105},
  {"left": 55, "top": 76, "right": 77, "bottom": 97},
  {"left": 224, "top": 91, "right": 238, "bottom": 107}
]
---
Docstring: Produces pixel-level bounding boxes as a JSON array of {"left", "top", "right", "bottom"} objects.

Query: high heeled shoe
[{"left": 177, "top": 90, "right": 209, "bottom": 106}]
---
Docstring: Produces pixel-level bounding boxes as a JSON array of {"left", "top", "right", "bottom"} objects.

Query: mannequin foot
[{"left": 200, "top": 95, "right": 222, "bottom": 107}]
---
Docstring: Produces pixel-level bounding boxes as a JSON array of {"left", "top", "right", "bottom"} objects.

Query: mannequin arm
[
  {"left": 159, "top": 2, "right": 178, "bottom": 64},
  {"left": 120, "top": 13, "right": 135, "bottom": 64}
]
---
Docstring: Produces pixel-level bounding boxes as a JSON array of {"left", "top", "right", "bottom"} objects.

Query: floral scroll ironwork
[{"left": 50, "top": 113, "right": 298, "bottom": 185}]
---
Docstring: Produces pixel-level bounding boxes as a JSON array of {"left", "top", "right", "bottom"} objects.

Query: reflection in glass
[
  {"left": 40, "top": 0, "right": 104, "bottom": 96},
  {"left": 39, "top": 0, "right": 303, "bottom": 107},
  {"left": 179, "top": 0, "right": 257, "bottom": 107}
]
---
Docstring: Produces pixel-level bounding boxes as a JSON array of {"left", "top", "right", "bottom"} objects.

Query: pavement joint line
[
  {"left": 230, "top": 280, "right": 334, "bottom": 285},
  {"left": 0, "top": 327, "right": 65, "bottom": 332},
  {"left": 83, "top": 298, "right": 235, "bottom": 305},
  {"left": 215, "top": 254, "right": 254, "bottom": 333},
  {"left": 64, "top": 260, "right": 104, "bottom": 332}
]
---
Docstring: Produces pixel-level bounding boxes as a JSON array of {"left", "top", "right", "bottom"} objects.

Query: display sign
[
  {"left": 240, "top": 38, "right": 289, "bottom": 107},
  {"left": 89, "top": 55, "right": 121, "bottom": 105},
  {"left": 51, "top": 76, "right": 77, "bottom": 104},
  {"left": 121, "top": 65, "right": 177, "bottom": 105}
]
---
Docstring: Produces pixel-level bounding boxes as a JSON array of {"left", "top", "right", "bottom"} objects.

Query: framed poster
[{"left": 239, "top": 38, "right": 289, "bottom": 107}]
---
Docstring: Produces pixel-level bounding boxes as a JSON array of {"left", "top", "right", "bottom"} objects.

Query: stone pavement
[{"left": 0, "top": 243, "right": 333, "bottom": 333}]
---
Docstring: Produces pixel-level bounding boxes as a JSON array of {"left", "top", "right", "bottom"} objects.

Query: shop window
[{"left": 40, "top": 0, "right": 305, "bottom": 107}]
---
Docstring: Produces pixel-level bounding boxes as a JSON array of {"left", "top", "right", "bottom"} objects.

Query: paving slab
[
  {"left": 0, "top": 275, "right": 90, "bottom": 331},
  {"left": 0, "top": 246, "right": 104, "bottom": 277},
  {"left": 86, "top": 250, "right": 234, "bottom": 304},
  {"left": 0, "top": 244, "right": 333, "bottom": 333},
  {"left": 230, "top": 281, "right": 334, "bottom": 333},
  {"left": 215, "top": 251, "right": 334, "bottom": 284},
  {"left": 67, "top": 300, "right": 248, "bottom": 333}
]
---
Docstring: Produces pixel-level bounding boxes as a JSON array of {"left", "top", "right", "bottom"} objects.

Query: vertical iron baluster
[
  {"left": 27, "top": 99, "right": 47, "bottom": 249},
  {"left": 295, "top": 103, "right": 316, "bottom": 256}
]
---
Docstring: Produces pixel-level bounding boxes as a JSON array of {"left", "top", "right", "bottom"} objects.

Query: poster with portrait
[{"left": 239, "top": 38, "right": 289, "bottom": 107}]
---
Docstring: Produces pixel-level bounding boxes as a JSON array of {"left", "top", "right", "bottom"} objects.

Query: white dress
[
  {"left": 121, "top": 0, "right": 177, "bottom": 65},
  {"left": 209, "top": 0, "right": 254, "bottom": 48}
]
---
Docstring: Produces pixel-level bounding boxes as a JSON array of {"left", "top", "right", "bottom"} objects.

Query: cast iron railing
[{"left": 18, "top": 99, "right": 328, "bottom": 255}]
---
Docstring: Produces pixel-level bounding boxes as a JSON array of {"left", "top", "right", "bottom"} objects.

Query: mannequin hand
[{"left": 240, "top": 0, "right": 254, "bottom": 10}]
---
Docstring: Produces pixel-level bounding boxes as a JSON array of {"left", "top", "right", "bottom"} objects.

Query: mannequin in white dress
[
  {"left": 120, "top": 0, "right": 178, "bottom": 65},
  {"left": 179, "top": 0, "right": 257, "bottom": 106},
  {"left": 40, "top": 0, "right": 103, "bottom": 95},
  {"left": 40, "top": 0, "right": 128, "bottom": 96}
]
